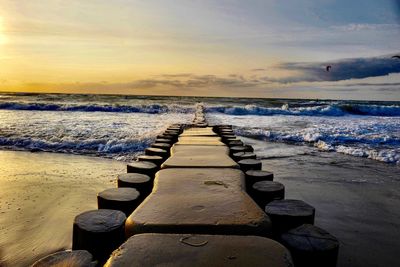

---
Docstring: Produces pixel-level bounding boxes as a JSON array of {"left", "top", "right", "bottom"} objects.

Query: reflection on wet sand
[{"left": 0, "top": 151, "right": 125, "bottom": 266}]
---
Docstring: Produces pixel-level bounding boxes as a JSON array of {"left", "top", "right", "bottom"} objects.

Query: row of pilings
[{"left": 32, "top": 103, "right": 339, "bottom": 267}]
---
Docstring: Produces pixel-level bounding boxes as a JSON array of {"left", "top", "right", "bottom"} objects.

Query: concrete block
[
  {"left": 105, "top": 234, "right": 293, "bottom": 267},
  {"left": 180, "top": 127, "right": 217, "bottom": 136},
  {"left": 176, "top": 136, "right": 225, "bottom": 146},
  {"left": 161, "top": 145, "right": 238, "bottom": 169},
  {"left": 125, "top": 168, "right": 271, "bottom": 237}
]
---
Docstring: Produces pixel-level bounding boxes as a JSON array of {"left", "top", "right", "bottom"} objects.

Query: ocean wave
[
  {"left": 236, "top": 127, "right": 400, "bottom": 164},
  {"left": 0, "top": 136, "right": 152, "bottom": 155},
  {"left": 0, "top": 101, "right": 193, "bottom": 114},
  {"left": 207, "top": 109, "right": 400, "bottom": 164},
  {"left": 0, "top": 108, "right": 194, "bottom": 161},
  {"left": 206, "top": 103, "right": 400, "bottom": 117}
]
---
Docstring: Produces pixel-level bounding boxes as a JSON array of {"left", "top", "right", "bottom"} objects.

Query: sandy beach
[
  {"left": 0, "top": 150, "right": 126, "bottom": 266},
  {"left": 244, "top": 137, "right": 400, "bottom": 267}
]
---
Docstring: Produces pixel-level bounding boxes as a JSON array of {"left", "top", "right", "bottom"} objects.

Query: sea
[{"left": 0, "top": 92, "right": 399, "bottom": 164}]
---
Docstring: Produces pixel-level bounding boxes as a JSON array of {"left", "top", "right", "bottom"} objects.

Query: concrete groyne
[{"left": 32, "top": 104, "right": 339, "bottom": 267}]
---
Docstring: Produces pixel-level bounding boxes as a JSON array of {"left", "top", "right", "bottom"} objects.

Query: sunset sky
[{"left": 0, "top": 0, "right": 399, "bottom": 100}]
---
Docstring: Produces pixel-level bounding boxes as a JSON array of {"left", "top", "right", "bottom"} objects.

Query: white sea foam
[
  {"left": 206, "top": 103, "right": 400, "bottom": 117},
  {"left": 207, "top": 113, "right": 400, "bottom": 164},
  {"left": 1, "top": 93, "right": 399, "bottom": 164},
  {"left": 0, "top": 101, "right": 193, "bottom": 114},
  {"left": 0, "top": 109, "right": 194, "bottom": 161}
]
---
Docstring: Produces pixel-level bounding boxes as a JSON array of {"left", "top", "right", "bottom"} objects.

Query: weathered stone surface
[
  {"left": 105, "top": 234, "right": 293, "bottom": 267},
  {"left": 251, "top": 181, "right": 285, "bottom": 208},
  {"left": 281, "top": 224, "right": 339, "bottom": 267},
  {"left": 126, "top": 168, "right": 271, "bottom": 237},
  {"left": 265, "top": 199, "right": 315, "bottom": 234},
  {"left": 176, "top": 136, "right": 224, "bottom": 146},
  {"left": 162, "top": 145, "right": 238, "bottom": 169},
  {"left": 98, "top": 188, "right": 141, "bottom": 215},
  {"left": 180, "top": 127, "right": 217, "bottom": 136},
  {"left": 73, "top": 209, "right": 126, "bottom": 264},
  {"left": 32, "top": 250, "right": 96, "bottom": 267}
]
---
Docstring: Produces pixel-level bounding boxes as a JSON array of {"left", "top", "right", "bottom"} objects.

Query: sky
[{"left": 0, "top": 0, "right": 399, "bottom": 100}]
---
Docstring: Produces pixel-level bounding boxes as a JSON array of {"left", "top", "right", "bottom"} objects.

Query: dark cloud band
[{"left": 266, "top": 54, "right": 400, "bottom": 83}]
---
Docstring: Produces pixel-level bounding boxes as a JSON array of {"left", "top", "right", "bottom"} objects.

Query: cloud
[
  {"left": 331, "top": 23, "right": 400, "bottom": 32},
  {"left": 337, "top": 82, "right": 400, "bottom": 87},
  {"left": 264, "top": 54, "right": 400, "bottom": 83},
  {"left": 37, "top": 74, "right": 262, "bottom": 92},
  {"left": 158, "top": 73, "right": 193, "bottom": 78},
  {"left": 376, "top": 87, "right": 400, "bottom": 92},
  {"left": 6, "top": 54, "right": 400, "bottom": 96}
]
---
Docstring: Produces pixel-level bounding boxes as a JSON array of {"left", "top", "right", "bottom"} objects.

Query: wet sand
[
  {"left": 243, "top": 137, "right": 400, "bottom": 267},
  {"left": 0, "top": 151, "right": 126, "bottom": 266}
]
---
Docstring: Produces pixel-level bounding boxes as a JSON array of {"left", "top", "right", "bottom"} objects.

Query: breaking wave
[
  {"left": 207, "top": 111, "right": 400, "bottom": 164},
  {"left": 0, "top": 102, "right": 193, "bottom": 114},
  {"left": 206, "top": 103, "right": 400, "bottom": 117}
]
